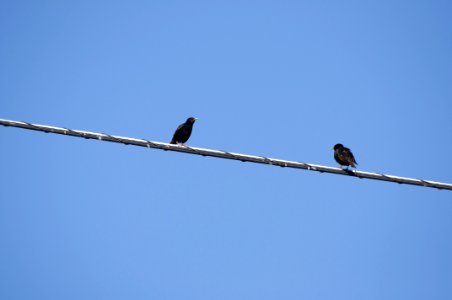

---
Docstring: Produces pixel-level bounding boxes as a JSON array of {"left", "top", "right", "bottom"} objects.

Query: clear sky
[{"left": 1, "top": 1, "right": 451, "bottom": 299}]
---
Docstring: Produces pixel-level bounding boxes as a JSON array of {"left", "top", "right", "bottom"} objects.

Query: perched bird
[
  {"left": 170, "top": 117, "right": 198, "bottom": 145},
  {"left": 333, "top": 143, "right": 358, "bottom": 168}
]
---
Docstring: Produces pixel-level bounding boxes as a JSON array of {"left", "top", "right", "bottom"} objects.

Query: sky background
[{"left": 1, "top": 0, "right": 452, "bottom": 299}]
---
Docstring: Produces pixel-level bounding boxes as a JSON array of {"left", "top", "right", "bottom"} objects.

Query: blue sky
[{"left": 1, "top": 1, "right": 451, "bottom": 299}]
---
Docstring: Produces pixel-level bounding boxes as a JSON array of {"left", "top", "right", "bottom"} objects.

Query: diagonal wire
[{"left": 1, "top": 118, "right": 451, "bottom": 191}]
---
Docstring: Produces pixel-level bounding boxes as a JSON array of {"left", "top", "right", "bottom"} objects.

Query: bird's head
[
  {"left": 333, "top": 143, "right": 344, "bottom": 150},
  {"left": 186, "top": 117, "right": 198, "bottom": 124}
]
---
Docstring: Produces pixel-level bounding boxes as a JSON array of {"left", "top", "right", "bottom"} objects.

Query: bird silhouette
[
  {"left": 170, "top": 117, "right": 197, "bottom": 145},
  {"left": 333, "top": 143, "right": 358, "bottom": 169}
]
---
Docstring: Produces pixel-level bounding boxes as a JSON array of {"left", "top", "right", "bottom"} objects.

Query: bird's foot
[{"left": 343, "top": 167, "right": 355, "bottom": 175}]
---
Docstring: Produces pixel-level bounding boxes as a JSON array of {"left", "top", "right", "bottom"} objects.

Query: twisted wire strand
[{"left": 1, "top": 118, "right": 451, "bottom": 191}]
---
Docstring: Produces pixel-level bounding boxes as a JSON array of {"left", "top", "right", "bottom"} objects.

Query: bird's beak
[{"left": 194, "top": 118, "right": 199, "bottom": 121}]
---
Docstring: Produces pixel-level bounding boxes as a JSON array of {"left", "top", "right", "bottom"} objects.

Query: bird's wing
[
  {"left": 176, "top": 123, "right": 185, "bottom": 131},
  {"left": 170, "top": 123, "right": 185, "bottom": 143},
  {"left": 343, "top": 147, "right": 358, "bottom": 165}
]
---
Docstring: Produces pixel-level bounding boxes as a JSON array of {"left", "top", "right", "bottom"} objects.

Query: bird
[
  {"left": 170, "top": 117, "right": 198, "bottom": 145},
  {"left": 333, "top": 143, "right": 358, "bottom": 169}
]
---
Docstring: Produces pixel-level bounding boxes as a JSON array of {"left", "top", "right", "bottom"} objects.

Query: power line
[{"left": 1, "top": 118, "right": 451, "bottom": 191}]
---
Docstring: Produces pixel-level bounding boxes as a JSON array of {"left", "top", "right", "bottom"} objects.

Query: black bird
[
  {"left": 170, "top": 117, "right": 198, "bottom": 145},
  {"left": 333, "top": 143, "right": 358, "bottom": 168}
]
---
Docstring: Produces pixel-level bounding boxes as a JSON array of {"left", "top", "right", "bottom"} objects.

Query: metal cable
[{"left": 1, "top": 118, "right": 451, "bottom": 191}]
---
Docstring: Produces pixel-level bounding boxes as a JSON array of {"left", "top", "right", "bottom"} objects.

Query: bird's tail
[{"left": 170, "top": 139, "right": 176, "bottom": 144}]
